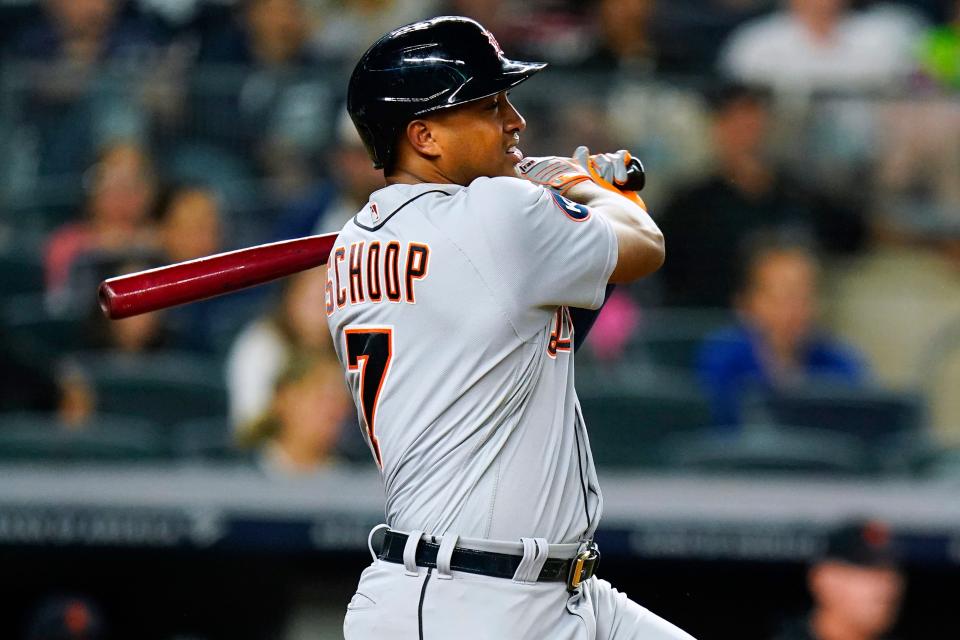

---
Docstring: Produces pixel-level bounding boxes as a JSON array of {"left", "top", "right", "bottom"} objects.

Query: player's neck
[
  {"left": 386, "top": 164, "right": 461, "bottom": 187},
  {"left": 387, "top": 150, "right": 465, "bottom": 186},
  {"left": 386, "top": 168, "right": 439, "bottom": 186}
]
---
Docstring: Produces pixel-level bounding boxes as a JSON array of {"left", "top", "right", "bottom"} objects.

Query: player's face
[{"left": 428, "top": 91, "right": 527, "bottom": 183}]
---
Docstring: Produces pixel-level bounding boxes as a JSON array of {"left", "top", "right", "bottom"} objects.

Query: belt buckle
[{"left": 566, "top": 542, "right": 600, "bottom": 592}]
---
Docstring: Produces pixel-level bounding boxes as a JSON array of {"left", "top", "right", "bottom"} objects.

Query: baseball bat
[
  {"left": 99, "top": 162, "right": 646, "bottom": 320},
  {"left": 98, "top": 233, "right": 338, "bottom": 319}
]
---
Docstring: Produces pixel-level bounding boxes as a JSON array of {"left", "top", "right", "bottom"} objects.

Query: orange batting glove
[{"left": 572, "top": 146, "right": 647, "bottom": 209}]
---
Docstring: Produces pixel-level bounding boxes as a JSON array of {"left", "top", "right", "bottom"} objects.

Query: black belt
[{"left": 378, "top": 530, "right": 600, "bottom": 591}]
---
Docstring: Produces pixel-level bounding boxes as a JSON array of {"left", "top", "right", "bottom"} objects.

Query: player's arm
[
  {"left": 515, "top": 153, "right": 664, "bottom": 284},
  {"left": 564, "top": 180, "right": 664, "bottom": 283}
]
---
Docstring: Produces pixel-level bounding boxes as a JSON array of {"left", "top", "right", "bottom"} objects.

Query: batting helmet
[{"left": 347, "top": 16, "right": 547, "bottom": 171}]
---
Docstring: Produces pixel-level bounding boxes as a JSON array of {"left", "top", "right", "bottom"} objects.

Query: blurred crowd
[
  {"left": 2, "top": 0, "right": 960, "bottom": 479},
  {"left": 4, "top": 2, "right": 960, "bottom": 639}
]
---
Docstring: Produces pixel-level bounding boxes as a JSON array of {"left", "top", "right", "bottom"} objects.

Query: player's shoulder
[
  {"left": 349, "top": 183, "right": 460, "bottom": 234},
  {"left": 463, "top": 176, "right": 594, "bottom": 227},
  {"left": 463, "top": 175, "right": 545, "bottom": 210}
]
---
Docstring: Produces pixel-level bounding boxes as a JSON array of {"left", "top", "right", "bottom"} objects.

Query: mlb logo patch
[
  {"left": 549, "top": 191, "right": 590, "bottom": 221},
  {"left": 370, "top": 202, "right": 380, "bottom": 223}
]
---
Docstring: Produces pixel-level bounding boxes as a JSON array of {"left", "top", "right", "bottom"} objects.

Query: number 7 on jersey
[{"left": 344, "top": 327, "right": 394, "bottom": 468}]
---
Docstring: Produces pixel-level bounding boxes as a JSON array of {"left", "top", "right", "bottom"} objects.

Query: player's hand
[
  {"left": 514, "top": 155, "right": 593, "bottom": 194},
  {"left": 573, "top": 146, "right": 633, "bottom": 189},
  {"left": 572, "top": 145, "right": 647, "bottom": 209}
]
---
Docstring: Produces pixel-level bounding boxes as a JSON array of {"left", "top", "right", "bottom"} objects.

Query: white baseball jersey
[{"left": 325, "top": 176, "right": 618, "bottom": 544}]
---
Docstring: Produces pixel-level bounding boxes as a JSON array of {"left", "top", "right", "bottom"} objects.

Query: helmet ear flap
[
  {"left": 351, "top": 119, "right": 383, "bottom": 170},
  {"left": 375, "top": 123, "right": 404, "bottom": 174},
  {"left": 368, "top": 122, "right": 405, "bottom": 173}
]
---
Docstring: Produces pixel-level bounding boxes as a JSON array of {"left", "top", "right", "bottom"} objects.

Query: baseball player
[{"left": 327, "top": 16, "right": 695, "bottom": 640}]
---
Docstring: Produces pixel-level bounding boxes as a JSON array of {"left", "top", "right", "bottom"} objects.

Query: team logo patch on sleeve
[{"left": 549, "top": 191, "right": 591, "bottom": 221}]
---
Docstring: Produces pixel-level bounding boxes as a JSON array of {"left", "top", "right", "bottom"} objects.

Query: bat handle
[{"left": 621, "top": 158, "right": 645, "bottom": 193}]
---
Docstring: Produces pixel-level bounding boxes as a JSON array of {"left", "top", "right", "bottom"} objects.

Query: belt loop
[
  {"left": 403, "top": 529, "right": 424, "bottom": 577},
  {"left": 435, "top": 533, "right": 459, "bottom": 580},
  {"left": 512, "top": 537, "right": 549, "bottom": 584},
  {"left": 367, "top": 524, "right": 390, "bottom": 563}
]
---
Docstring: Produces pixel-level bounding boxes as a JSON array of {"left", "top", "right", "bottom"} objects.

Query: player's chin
[{"left": 499, "top": 152, "right": 523, "bottom": 176}]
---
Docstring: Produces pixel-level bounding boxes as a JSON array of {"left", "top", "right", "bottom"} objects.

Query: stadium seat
[
  {"left": 744, "top": 384, "right": 926, "bottom": 443},
  {"left": 171, "top": 417, "right": 249, "bottom": 462},
  {"left": 2, "top": 294, "right": 84, "bottom": 355},
  {"left": 899, "top": 442, "right": 960, "bottom": 480},
  {"left": 0, "top": 412, "right": 167, "bottom": 462},
  {"left": 76, "top": 352, "right": 229, "bottom": 427},
  {"left": 0, "top": 249, "right": 45, "bottom": 297},
  {"left": 578, "top": 369, "right": 712, "bottom": 468},
  {"left": 661, "top": 424, "right": 870, "bottom": 476}
]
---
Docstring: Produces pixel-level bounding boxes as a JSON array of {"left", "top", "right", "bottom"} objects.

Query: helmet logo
[{"left": 483, "top": 29, "right": 504, "bottom": 57}]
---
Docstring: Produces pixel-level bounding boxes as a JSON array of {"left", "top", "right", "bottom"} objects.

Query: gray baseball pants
[{"left": 343, "top": 528, "right": 696, "bottom": 639}]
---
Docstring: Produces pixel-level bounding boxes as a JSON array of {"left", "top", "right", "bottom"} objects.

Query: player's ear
[{"left": 405, "top": 119, "right": 442, "bottom": 160}]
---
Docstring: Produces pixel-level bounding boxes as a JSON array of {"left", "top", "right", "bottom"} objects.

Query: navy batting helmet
[{"left": 347, "top": 16, "right": 547, "bottom": 171}]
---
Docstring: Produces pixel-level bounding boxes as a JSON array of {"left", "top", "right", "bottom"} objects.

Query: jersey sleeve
[{"left": 463, "top": 176, "right": 618, "bottom": 318}]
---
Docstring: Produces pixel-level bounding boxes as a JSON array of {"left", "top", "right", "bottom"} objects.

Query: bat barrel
[{"left": 99, "top": 234, "right": 337, "bottom": 319}]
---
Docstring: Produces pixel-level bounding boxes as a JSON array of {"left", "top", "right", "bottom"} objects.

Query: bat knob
[{"left": 622, "top": 158, "right": 645, "bottom": 193}]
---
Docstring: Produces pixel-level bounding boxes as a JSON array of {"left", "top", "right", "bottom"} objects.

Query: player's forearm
[{"left": 565, "top": 181, "right": 665, "bottom": 283}]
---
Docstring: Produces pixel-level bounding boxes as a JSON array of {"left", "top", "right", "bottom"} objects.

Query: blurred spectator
[
  {"left": 308, "top": 0, "right": 440, "bottom": 63},
  {"left": 226, "top": 265, "right": 337, "bottom": 436},
  {"left": 272, "top": 111, "right": 385, "bottom": 240},
  {"left": 434, "top": 0, "right": 596, "bottom": 66},
  {"left": 1, "top": 327, "right": 94, "bottom": 426},
  {"left": 1, "top": 326, "right": 61, "bottom": 413},
  {"left": 584, "top": 289, "right": 642, "bottom": 362},
  {"left": 772, "top": 520, "right": 905, "bottom": 640},
  {"left": 192, "top": 0, "right": 333, "bottom": 207},
  {"left": 152, "top": 183, "right": 239, "bottom": 351},
  {"left": 697, "top": 236, "right": 866, "bottom": 427},
  {"left": 5, "top": 1, "right": 159, "bottom": 188},
  {"left": 8, "top": 0, "right": 156, "bottom": 65},
  {"left": 86, "top": 306, "right": 171, "bottom": 354},
  {"left": 81, "top": 257, "right": 174, "bottom": 354},
  {"left": 199, "top": 0, "right": 313, "bottom": 68},
  {"left": 719, "top": 0, "right": 925, "bottom": 96},
  {"left": 604, "top": 81, "right": 711, "bottom": 206},
  {"left": 645, "top": 1, "right": 777, "bottom": 75},
  {"left": 241, "top": 353, "right": 352, "bottom": 475},
  {"left": 658, "top": 82, "right": 864, "bottom": 307},
  {"left": 45, "top": 141, "right": 157, "bottom": 299},
  {"left": 916, "top": 0, "right": 960, "bottom": 90},
  {"left": 155, "top": 183, "right": 222, "bottom": 263},
  {"left": 23, "top": 593, "right": 105, "bottom": 640},
  {"left": 868, "top": 3, "right": 960, "bottom": 252},
  {"left": 576, "top": 0, "right": 693, "bottom": 75},
  {"left": 438, "top": 0, "right": 530, "bottom": 54},
  {"left": 871, "top": 97, "right": 960, "bottom": 251}
]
